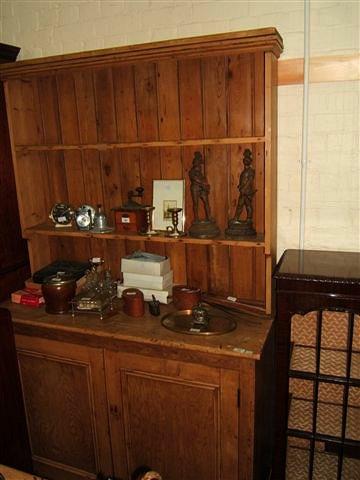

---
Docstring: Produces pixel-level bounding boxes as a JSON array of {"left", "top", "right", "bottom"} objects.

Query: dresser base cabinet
[{"left": 10, "top": 303, "right": 274, "bottom": 480}]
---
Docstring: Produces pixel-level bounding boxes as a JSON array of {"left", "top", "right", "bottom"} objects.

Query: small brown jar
[
  {"left": 42, "top": 273, "right": 77, "bottom": 314},
  {"left": 122, "top": 288, "right": 145, "bottom": 317},
  {"left": 172, "top": 285, "right": 201, "bottom": 310}
]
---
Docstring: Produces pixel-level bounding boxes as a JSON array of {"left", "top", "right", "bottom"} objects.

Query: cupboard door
[
  {"left": 15, "top": 335, "right": 112, "bottom": 480},
  {"left": 105, "top": 351, "right": 239, "bottom": 480}
]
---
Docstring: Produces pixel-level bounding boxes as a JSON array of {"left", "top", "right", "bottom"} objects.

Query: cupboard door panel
[
  {"left": 106, "top": 352, "right": 239, "bottom": 480},
  {"left": 123, "top": 372, "right": 219, "bottom": 480},
  {"left": 20, "top": 355, "right": 96, "bottom": 472},
  {"left": 16, "top": 336, "right": 112, "bottom": 480}
]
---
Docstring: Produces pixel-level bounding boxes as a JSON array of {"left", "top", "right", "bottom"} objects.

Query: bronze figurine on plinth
[
  {"left": 188, "top": 151, "right": 220, "bottom": 238},
  {"left": 226, "top": 149, "right": 257, "bottom": 237}
]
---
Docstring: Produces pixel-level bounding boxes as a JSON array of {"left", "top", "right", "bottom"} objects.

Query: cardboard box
[
  {"left": 121, "top": 256, "right": 170, "bottom": 276},
  {"left": 117, "top": 283, "right": 172, "bottom": 304},
  {"left": 122, "top": 270, "right": 173, "bottom": 290}
]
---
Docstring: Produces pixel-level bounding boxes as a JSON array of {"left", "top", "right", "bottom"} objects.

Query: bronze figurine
[
  {"left": 226, "top": 149, "right": 257, "bottom": 237},
  {"left": 188, "top": 151, "right": 220, "bottom": 238}
]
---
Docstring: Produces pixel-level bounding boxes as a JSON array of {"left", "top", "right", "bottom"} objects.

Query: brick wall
[{"left": 1, "top": 0, "right": 359, "bottom": 256}]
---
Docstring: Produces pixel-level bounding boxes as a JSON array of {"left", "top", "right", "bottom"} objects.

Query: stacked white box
[{"left": 119, "top": 253, "right": 173, "bottom": 304}]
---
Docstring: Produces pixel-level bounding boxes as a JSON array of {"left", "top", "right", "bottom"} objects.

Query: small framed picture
[{"left": 152, "top": 180, "right": 185, "bottom": 230}]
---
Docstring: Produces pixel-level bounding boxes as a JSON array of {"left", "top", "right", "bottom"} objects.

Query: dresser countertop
[{"left": 3, "top": 301, "right": 273, "bottom": 369}]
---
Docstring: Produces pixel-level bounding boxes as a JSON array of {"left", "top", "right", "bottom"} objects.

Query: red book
[{"left": 11, "top": 288, "right": 45, "bottom": 308}]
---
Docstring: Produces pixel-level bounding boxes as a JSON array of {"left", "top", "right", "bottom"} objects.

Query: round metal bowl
[{"left": 161, "top": 307, "right": 237, "bottom": 335}]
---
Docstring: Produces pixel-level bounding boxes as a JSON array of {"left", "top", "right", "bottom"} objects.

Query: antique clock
[
  {"left": 75, "top": 204, "right": 96, "bottom": 231},
  {"left": 49, "top": 203, "right": 74, "bottom": 227}
]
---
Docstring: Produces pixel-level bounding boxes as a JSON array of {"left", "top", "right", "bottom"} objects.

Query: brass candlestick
[
  {"left": 139, "top": 206, "right": 159, "bottom": 236},
  {"left": 165, "top": 207, "right": 186, "bottom": 237}
]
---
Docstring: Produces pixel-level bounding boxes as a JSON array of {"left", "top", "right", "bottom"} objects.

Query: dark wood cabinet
[
  {"left": 0, "top": 308, "right": 32, "bottom": 472},
  {"left": 0, "top": 44, "right": 30, "bottom": 301},
  {"left": 273, "top": 249, "right": 360, "bottom": 480}
]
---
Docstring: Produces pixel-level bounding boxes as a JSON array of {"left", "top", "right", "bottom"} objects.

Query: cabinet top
[
  {"left": 274, "top": 249, "right": 360, "bottom": 284},
  {"left": 0, "top": 27, "right": 283, "bottom": 80},
  {"left": 6, "top": 301, "right": 272, "bottom": 367}
]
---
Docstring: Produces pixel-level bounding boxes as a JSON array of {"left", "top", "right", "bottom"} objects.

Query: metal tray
[{"left": 161, "top": 307, "right": 237, "bottom": 335}]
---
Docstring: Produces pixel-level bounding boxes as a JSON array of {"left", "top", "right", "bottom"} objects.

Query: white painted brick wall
[{"left": 0, "top": 0, "right": 359, "bottom": 257}]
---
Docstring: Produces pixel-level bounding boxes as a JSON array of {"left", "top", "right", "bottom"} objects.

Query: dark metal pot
[{"left": 42, "top": 273, "right": 76, "bottom": 314}]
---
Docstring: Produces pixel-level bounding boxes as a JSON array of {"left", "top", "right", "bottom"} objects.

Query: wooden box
[{"left": 113, "top": 209, "right": 147, "bottom": 233}]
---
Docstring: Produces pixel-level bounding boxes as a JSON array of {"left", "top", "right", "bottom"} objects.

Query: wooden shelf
[
  {"left": 25, "top": 223, "right": 265, "bottom": 248},
  {"left": 15, "top": 136, "right": 266, "bottom": 153}
]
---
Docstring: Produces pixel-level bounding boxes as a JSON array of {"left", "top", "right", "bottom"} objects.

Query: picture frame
[{"left": 152, "top": 180, "right": 185, "bottom": 231}]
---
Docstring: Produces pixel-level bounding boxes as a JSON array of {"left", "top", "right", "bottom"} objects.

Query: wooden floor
[{"left": 0, "top": 465, "right": 44, "bottom": 480}]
